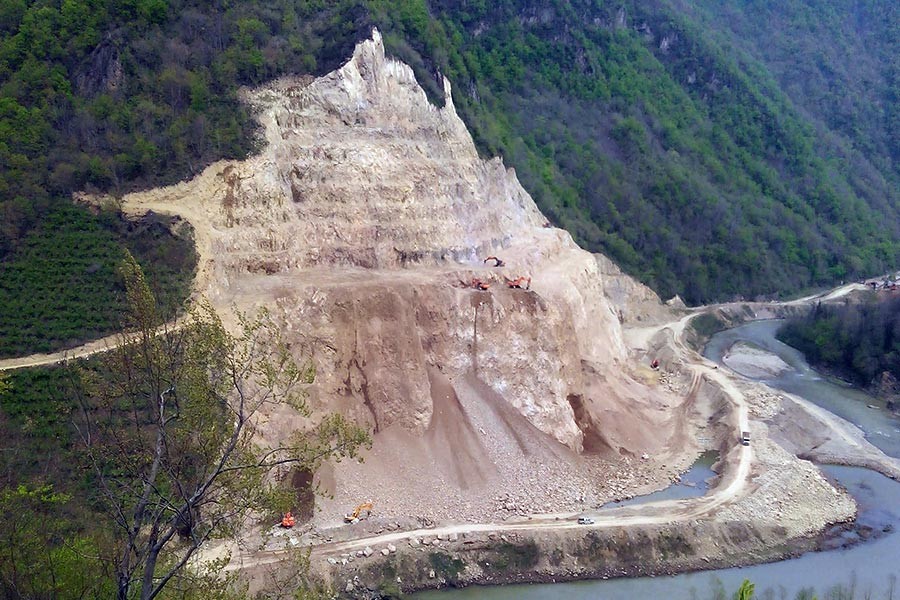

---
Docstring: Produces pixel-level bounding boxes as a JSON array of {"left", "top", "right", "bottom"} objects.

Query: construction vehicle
[
  {"left": 280, "top": 512, "right": 296, "bottom": 528},
  {"left": 741, "top": 431, "right": 750, "bottom": 446},
  {"left": 483, "top": 256, "right": 505, "bottom": 267},
  {"left": 344, "top": 502, "right": 374, "bottom": 523},
  {"left": 505, "top": 276, "right": 531, "bottom": 290},
  {"left": 467, "top": 277, "right": 491, "bottom": 290}
]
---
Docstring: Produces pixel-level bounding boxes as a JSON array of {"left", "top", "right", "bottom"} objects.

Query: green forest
[
  {"left": 1, "top": 0, "right": 897, "bottom": 337},
  {"left": 778, "top": 294, "right": 900, "bottom": 394}
]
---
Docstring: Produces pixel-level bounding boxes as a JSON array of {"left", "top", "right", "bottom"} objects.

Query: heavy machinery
[
  {"left": 483, "top": 256, "right": 505, "bottom": 267},
  {"left": 344, "top": 502, "right": 374, "bottom": 523},
  {"left": 460, "top": 277, "right": 491, "bottom": 290},
  {"left": 505, "top": 276, "right": 531, "bottom": 290},
  {"left": 280, "top": 512, "right": 296, "bottom": 528}
]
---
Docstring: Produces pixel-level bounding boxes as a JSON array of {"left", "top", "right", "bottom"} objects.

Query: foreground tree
[
  {"left": 74, "top": 253, "right": 369, "bottom": 600},
  {"left": 0, "top": 483, "right": 113, "bottom": 599},
  {"left": 733, "top": 579, "right": 755, "bottom": 600}
]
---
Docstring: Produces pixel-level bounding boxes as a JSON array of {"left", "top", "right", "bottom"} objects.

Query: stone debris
[{"left": 716, "top": 435, "right": 855, "bottom": 537}]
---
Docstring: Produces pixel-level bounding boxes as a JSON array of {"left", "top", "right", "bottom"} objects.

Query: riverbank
[
  {"left": 225, "top": 296, "right": 888, "bottom": 599},
  {"left": 722, "top": 341, "right": 792, "bottom": 379},
  {"left": 332, "top": 517, "right": 822, "bottom": 597},
  {"left": 320, "top": 316, "right": 900, "bottom": 598},
  {"left": 414, "top": 465, "right": 900, "bottom": 600},
  {"left": 708, "top": 327, "right": 900, "bottom": 481},
  {"left": 394, "top": 322, "right": 900, "bottom": 599},
  {"left": 299, "top": 350, "right": 858, "bottom": 598}
]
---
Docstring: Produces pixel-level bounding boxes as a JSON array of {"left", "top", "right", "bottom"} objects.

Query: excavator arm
[{"left": 344, "top": 501, "right": 374, "bottom": 523}]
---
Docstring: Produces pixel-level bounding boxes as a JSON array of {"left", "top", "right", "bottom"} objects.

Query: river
[
  {"left": 417, "top": 320, "right": 900, "bottom": 599},
  {"left": 703, "top": 320, "right": 900, "bottom": 458}
]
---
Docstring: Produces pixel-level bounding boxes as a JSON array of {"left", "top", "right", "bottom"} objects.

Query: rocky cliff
[{"left": 123, "top": 30, "right": 691, "bottom": 522}]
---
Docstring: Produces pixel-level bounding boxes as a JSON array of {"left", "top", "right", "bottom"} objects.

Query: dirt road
[
  {"left": 222, "top": 308, "right": 753, "bottom": 571},
  {"left": 0, "top": 320, "right": 186, "bottom": 373},
  {"left": 228, "top": 281, "right": 879, "bottom": 572},
  {"left": 0, "top": 270, "right": 872, "bottom": 576},
  {"left": 0, "top": 333, "right": 125, "bottom": 371}
]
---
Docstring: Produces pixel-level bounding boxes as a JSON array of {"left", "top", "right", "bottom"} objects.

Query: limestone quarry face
[
  {"left": 215, "top": 28, "right": 543, "bottom": 276},
  {"left": 123, "top": 30, "right": 685, "bottom": 519}
]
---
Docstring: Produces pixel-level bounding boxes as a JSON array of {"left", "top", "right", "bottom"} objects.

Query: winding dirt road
[
  {"left": 221, "top": 308, "right": 753, "bottom": 572},
  {"left": 226, "top": 280, "right": 870, "bottom": 570},
  {"left": 0, "top": 274, "right": 870, "bottom": 575},
  {"left": 0, "top": 333, "right": 125, "bottom": 371},
  {"left": 0, "top": 320, "right": 186, "bottom": 372}
]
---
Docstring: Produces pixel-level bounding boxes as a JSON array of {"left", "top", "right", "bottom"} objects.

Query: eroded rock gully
[{"left": 123, "top": 30, "right": 693, "bottom": 522}]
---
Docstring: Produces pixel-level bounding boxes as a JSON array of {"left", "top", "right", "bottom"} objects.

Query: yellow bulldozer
[{"left": 344, "top": 501, "right": 374, "bottom": 523}]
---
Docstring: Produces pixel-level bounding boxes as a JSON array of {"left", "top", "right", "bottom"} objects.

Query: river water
[
  {"left": 417, "top": 320, "right": 900, "bottom": 599},
  {"left": 703, "top": 320, "right": 900, "bottom": 458},
  {"left": 600, "top": 450, "right": 718, "bottom": 509}
]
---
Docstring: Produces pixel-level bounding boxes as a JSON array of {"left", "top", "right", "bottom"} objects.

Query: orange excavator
[
  {"left": 483, "top": 256, "right": 505, "bottom": 267},
  {"left": 462, "top": 277, "right": 491, "bottom": 290},
  {"left": 280, "top": 512, "right": 296, "bottom": 528},
  {"left": 344, "top": 502, "right": 374, "bottom": 523},
  {"left": 505, "top": 276, "right": 531, "bottom": 290}
]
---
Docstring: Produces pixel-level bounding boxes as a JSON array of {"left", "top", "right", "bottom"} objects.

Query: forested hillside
[
  {"left": 1, "top": 0, "right": 897, "bottom": 344},
  {"left": 681, "top": 0, "right": 898, "bottom": 189},
  {"left": 779, "top": 294, "right": 900, "bottom": 395},
  {"left": 375, "top": 0, "right": 899, "bottom": 302}
]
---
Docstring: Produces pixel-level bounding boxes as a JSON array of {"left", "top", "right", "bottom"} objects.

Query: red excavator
[
  {"left": 280, "top": 512, "right": 296, "bottom": 528},
  {"left": 468, "top": 277, "right": 491, "bottom": 290},
  {"left": 505, "top": 276, "right": 531, "bottom": 290}
]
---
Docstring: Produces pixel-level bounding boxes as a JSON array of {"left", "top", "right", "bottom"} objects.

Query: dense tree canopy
[{"left": 779, "top": 294, "right": 900, "bottom": 390}]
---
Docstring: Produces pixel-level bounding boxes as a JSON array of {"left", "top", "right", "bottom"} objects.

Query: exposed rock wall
[
  {"left": 218, "top": 29, "right": 544, "bottom": 274},
  {"left": 123, "top": 30, "right": 682, "bottom": 517}
]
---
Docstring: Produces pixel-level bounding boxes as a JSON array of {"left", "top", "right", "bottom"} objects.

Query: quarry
[{"left": 28, "top": 29, "right": 900, "bottom": 597}]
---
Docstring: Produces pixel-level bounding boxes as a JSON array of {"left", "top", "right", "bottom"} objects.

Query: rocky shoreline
[
  {"left": 323, "top": 519, "right": 830, "bottom": 598},
  {"left": 312, "top": 320, "right": 900, "bottom": 598},
  {"left": 722, "top": 341, "right": 793, "bottom": 379}
]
